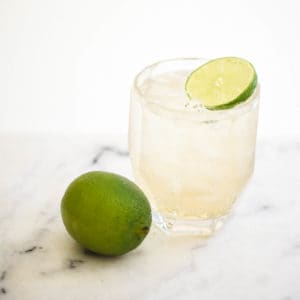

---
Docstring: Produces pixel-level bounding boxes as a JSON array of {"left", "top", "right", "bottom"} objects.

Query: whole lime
[{"left": 61, "top": 171, "right": 152, "bottom": 256}]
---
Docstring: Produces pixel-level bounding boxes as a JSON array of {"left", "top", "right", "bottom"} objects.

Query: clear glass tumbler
[{"left": 129, "top": 58, "right": 259, "bottom": 235}]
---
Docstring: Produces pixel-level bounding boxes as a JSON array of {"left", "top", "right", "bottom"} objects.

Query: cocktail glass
[{"left": 129, "top": 58, "right": 259, "bottom": 235}]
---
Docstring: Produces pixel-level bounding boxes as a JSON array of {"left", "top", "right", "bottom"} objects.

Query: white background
[{"left": 0, "top": 0, "right": 299, "bottom": 138}]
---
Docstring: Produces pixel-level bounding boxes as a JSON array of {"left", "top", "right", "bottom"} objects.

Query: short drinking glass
[{"left": 129, "top": 58, "right": 259, "bottom": 235}]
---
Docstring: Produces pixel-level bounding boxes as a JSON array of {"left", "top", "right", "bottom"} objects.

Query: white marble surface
[{"left": 0, "top": 134, "right": 299, "bottom": 300}]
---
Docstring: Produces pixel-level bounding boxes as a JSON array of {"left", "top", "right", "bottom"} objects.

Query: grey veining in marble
[{"left": 0, "top": 134, "right": 299, "bottom": 300}]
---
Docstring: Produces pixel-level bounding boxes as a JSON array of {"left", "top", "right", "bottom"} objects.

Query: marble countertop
[{"left": 0, "top": 134, "right": 299, "bottom": 300}]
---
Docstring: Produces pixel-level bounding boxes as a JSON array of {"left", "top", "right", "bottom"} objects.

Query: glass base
[{"left": 153, "top": 211, "right": 228, "bottom": 236}]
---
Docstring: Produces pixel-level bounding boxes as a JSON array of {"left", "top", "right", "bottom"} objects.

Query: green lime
[
  {"left": 185, "top": 57, "right": 257, "bottom": 110},
  {"left": 61, "top": 171, "right": 152, "bottom": 256}
]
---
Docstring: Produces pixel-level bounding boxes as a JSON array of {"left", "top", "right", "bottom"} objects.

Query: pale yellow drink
[{"left": 129, "top": 58, "right": 259, "bottom": 235}]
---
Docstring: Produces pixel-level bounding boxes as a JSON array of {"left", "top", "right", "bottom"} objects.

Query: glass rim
[{"left": 132, "top": 57, "right": 259, "bottom": 122}]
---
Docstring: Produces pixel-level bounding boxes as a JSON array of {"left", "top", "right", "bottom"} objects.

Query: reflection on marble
[{"left": 0, "top": 134, "right": 299, "bottom": 300}]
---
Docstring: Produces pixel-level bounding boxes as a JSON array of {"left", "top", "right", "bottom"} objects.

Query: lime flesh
[
  {"left": 61, "top": 171, "right": 152, "bottom": 256},
  {"left": 185, "top": 57, "right": 257, "bottom": 110}
]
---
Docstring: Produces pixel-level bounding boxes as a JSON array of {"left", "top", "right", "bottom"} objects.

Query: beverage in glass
[{"left": 129, "top": 58, "right": 259, "bottom": 235}]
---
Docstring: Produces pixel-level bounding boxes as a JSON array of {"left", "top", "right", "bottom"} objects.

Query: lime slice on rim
[{"left": 185, "top": 57, "right": 257, "bottom": 110}]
